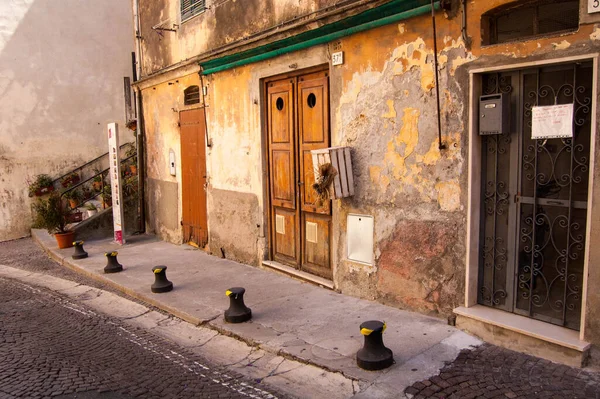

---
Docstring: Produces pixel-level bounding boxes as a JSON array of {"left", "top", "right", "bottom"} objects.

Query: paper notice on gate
[{"left": 531, "top": 104, "right": 574, "bottom": 140}]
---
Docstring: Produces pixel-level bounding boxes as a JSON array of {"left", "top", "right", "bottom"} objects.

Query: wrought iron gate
[{"left": 478, "top": 62, "right": 593, "bottom": 330}]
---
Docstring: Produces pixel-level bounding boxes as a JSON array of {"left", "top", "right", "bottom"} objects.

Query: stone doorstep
[
  {"left": 261, "top": 260, "right": 335, "bottom": 290},
  {"left": 454, "top": 305, "right": 590, "bottom": 368}
]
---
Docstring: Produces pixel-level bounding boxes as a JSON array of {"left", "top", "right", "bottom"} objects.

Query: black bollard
[
  {"left": 104, "top": 251, "right": 123, "bottom": 273},
  {"left": 72, "top": 241, "right": 88, "bottom": 260},
  {"left": 151, "top": 265, "right": 173, "bottom": 293},
  {"left": 224, "top": 287, "right": 252, "bottom": 323},
  {"left": 356, "top": 320, "right": 394, "bottom": 371}
]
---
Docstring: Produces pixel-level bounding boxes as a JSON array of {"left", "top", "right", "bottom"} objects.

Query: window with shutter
[
  {"left": 184, "top": 86, "right": 201, "bottom": 105},
  {"left": 481, "top": 0, "right": 579, "bottom": 45},
  {"left": 181, "top": 0, "right": 206, "bottom": 22}
]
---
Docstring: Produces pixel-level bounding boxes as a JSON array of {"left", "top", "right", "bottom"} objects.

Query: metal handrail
[
  {"left": 52, "top": 142, "right": 134, "bottom": 187},
  {"left": 60, "top": 153, "right": 138, "bottom": 210}
]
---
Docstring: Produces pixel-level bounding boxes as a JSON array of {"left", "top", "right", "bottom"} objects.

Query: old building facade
[{"left": 134, "top": 0, "right": 600, "bottom": 365}]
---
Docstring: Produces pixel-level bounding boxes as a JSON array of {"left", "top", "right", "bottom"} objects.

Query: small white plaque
[
  {"left": 275, "top": 215, "right": 285, "bottom": 235},
  {"left": 306, "top": 222, "right": 318, "bottom": 244},
  {"left": 531, "top": 104, "right": 574, "bottom": 140},
  {"left": 332, "top": 51, "right": 344, "bottom": 66},
  {"left": 589, "top": 0, "right": 600, "bottom": 14}
]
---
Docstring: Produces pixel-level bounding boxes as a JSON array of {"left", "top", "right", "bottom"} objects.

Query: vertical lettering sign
[{"left": 107, "top": 123, "right": 126, "bottom": 245}]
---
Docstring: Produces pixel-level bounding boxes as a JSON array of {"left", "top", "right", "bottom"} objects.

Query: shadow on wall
[{"left": 0, "top": 0, "right": 134, "bottom": 241}]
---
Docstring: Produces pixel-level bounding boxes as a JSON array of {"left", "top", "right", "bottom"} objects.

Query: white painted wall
[{"left": 0, "top": 0, "right": 134, "bottom": 241}]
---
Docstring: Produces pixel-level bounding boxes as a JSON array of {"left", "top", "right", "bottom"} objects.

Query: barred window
[
  {"left": 181, "top": 0, "right": 206, "bottom": 22},
  {"left": 482, "top": 0, "right": 579, "bottom": 45}
]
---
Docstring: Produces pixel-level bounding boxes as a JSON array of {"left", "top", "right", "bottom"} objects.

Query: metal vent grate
[{"left": 184, "top": 86, "right": 200, "bottom": 105}]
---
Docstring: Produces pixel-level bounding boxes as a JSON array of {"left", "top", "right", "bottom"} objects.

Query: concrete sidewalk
[{"left": 32, "top": 230, "right": 481, "bottom": 398}]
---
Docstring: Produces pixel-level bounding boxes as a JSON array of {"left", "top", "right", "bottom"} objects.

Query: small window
[
  {"left": 184, "top": 86, "right": 200, "bottom": 105},
  {"left": 181, "top": 0, "right": 206, "bottom": 22},
  {"left": 482, "top": 0, "right": 579, "bottom": 45}
]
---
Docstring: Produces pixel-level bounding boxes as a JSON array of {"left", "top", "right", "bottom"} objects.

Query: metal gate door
[{"left": 478, "top": 61, "right": 593, "bottom": 330}]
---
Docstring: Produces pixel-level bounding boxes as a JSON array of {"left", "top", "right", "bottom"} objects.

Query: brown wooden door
[
  {"left": 180, "top": 108, "right": 208, "bottom": 248},
  {"left": 267, "top": 70, "right": 332, "bottom": 279}
]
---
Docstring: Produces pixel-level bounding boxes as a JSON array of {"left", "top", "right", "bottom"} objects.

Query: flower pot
[
  {"left": 86, "top": 209, "right": 97, "bottom": 218},
  {"left": 93, "top": 181, "right": 102, "bottom": 192},
  {"left": 54, "top": 231, "right": 75, "bottom": 249},
  {"left": 68, "top": 199, "right": 78, "bottom": 209},
  {"left": 129, "top": 165, "right": 137, "bottom": 175},
  {"left": 35, "top": 185, "right": 55, "bottom": 196}
]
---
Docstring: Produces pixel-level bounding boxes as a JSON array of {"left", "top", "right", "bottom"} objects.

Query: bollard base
[
  {"left": 356, "top": 348, "right": 394, "bottom": 371},
  {"left": 72, "top": 252, "right": 88, "bottom": 260},
  {"left": 104, "top": 265, "right": 123, "bottom": 274},
  {"left": 151, "top": 282, "right": 173, "bottom": 293},
  {"left": 224, "top": 308, "right": 252, "bottom": 323}
]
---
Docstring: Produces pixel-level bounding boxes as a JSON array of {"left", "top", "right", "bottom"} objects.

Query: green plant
[
  {"left": 60, "top": 172, "right": 80, "bottom": 188},
  {"left": 28, "top": 174, "right": 54, "bottom": 197},
  {"left": 85, "top": 203, "right": 98, "bottom": 211},
  {"left": 32, "top": 193, "right": 71, "bottom": 234},
  {"left": 63, "top": 189, "right": 83, "bottom": 201}
]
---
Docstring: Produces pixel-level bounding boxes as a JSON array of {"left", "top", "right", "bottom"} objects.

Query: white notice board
[{"left": 531, "top": 104, "right": 573, "bottom": 140}]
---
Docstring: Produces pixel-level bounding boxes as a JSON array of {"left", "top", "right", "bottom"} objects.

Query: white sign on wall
[
  {"left": 531, "top": 104, "right": 574, "bottom": 140},
  {"left": 589, "top": 0, "right": 600, "bottom": 13},
  {"left": 107, "top": 122, "right": 126, "bottom": 245}
]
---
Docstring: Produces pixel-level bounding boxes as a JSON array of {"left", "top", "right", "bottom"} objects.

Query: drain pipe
[
  {"left": 461, "top": 0, "right": 472, "bottom": 50},
  {"left": 133, "top": 0, "right": 146, "bottom": 233},
  {"left": 431, "top": 0, "right": 445, "bottom": 150}
]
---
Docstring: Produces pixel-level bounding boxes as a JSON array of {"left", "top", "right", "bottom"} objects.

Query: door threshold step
[
  {"left": 454, "top": 305, "right": 590, "bottom": 367},
  {"left": 262, "top": 260, "right": 334, "bottom": 290}
]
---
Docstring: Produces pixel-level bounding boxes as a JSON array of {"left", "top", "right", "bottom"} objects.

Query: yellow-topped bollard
[
  {"left": 151, "top": 265, "right": 173, "bottom": 293},
  {"left": 104, "top": 251, "right": 123, "bottom": 273},
  {"left": 356, "top": 320, "right": 394, "bottom": 371},
  {"left": 72, "top": 241, "right": 88, "bottom": 260},
  {"left": 224, "top": 287, "right": 251, "bottom": 323}
]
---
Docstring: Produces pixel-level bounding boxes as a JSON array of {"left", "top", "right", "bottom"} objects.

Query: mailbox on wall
[{"left": 479, "top": 93, "right": 509, "bottom": 135}]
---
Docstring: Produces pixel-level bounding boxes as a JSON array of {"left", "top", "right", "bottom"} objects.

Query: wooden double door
[{"left": 266, "top": 70, "right": 332, "bottom": 279}]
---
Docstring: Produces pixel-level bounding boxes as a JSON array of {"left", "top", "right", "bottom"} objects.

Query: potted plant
[
  {"left": 85, "top": 202, "right": 98, "bottom": 218},
  {"left": 92, "top": 174, "right": 103, "bottom": 192},
  {"left": 32, "top": 193, "right": 74, "bottom": 248},
  {"left": 60, "top": 172, "right": 80, "bottom": 188},
  {"left": 28, "top": 174, "right": 55, "bottom": 197},
  {"left": 125, "top": 144, "right": 137, "bottom": 175},
  {"left": 63, "top": 189, "right": 82, "bottom": 209},
  {"left": 101, "top": 184, "right": 112, "bottom": 208}
]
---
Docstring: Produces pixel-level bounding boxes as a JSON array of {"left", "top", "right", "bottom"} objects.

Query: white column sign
[
  {"left": 108, "top": 122, "right": 126, "bottom": 245},
  {"left": 531, "top": 104, "right": 574, "bottom": 140},
  {"left": 589, "top": 0, "right": 600, "bottom": 14}
]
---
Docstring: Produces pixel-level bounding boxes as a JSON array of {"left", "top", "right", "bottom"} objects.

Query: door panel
[
  {"left": 274, "top": 207, "right": 297, "bottom": 261},
  {"left": 298, "top": 72, "right": 331, "bottom": 277},
  {"left": 180, "top": 108, "right": 208, "bottom": 248},
  {"left": 268, "top": 79, "right": 299, "bottom": 265},
  {"left": 302, "top": 212, "right": 332, "bottom": 279}
]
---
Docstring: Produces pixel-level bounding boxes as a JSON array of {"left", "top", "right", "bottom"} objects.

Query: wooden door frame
[{"left": 261, "top": 64, "right": 330, "bottom": 265}]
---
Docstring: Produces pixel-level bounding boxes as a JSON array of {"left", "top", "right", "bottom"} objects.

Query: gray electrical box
[{"left": 479, "top": 93, "right": 509, "bottom": 135}]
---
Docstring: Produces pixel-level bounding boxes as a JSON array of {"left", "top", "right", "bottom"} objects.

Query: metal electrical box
[{"left": 479, "top": 93, "right": 509, "bottom": 135}]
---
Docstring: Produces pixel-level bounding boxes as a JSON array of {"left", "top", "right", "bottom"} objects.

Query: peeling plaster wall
[
  {"left": 139, "top": 0, "right": 600, "bottom": 346},
  {"left": 138, "top": 0, "right": 340, "bottom": 76},
  {"left": 0, "top": 0, "right": 134, "bottom": 241}
]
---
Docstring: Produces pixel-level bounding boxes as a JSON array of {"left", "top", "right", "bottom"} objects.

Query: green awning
[{"left": 200, "top": 0, "right": 439, "bottom": 75}]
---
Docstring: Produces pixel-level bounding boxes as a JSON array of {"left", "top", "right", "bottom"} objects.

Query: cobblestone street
[
  {"left": 0, "top": 275, "right": 282, "bottom": 399},
  {"left": 405, "top": 344, "right": 600, "bottom": 399}
]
